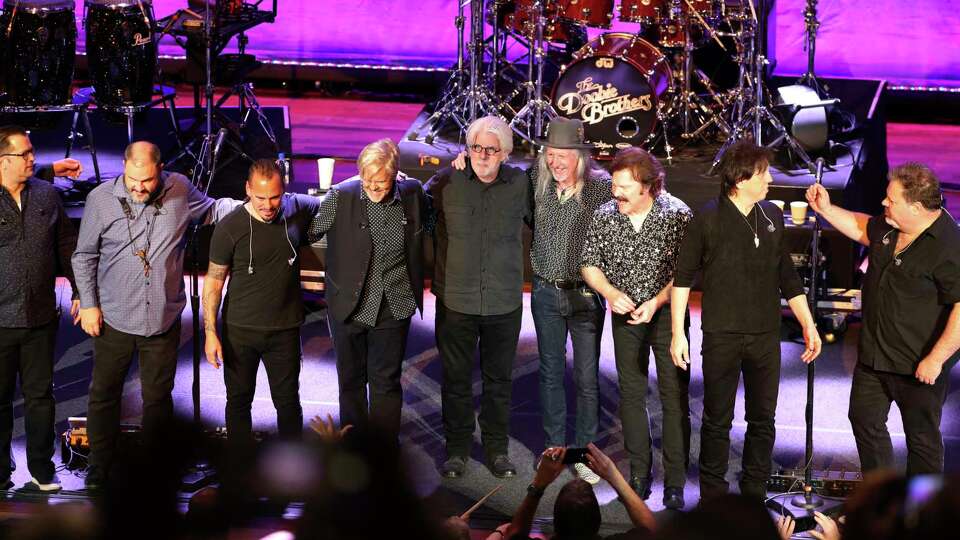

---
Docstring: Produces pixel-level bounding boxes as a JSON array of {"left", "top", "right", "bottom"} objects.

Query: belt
[{"left": 541, "top": 277, "right": 586, "bottom": 290}]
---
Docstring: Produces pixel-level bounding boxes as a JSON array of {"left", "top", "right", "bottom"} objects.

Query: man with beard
[
  {"left": 73, "top": 141, "right": 238, "bottom": 489},
  {"left": 426, "top": 116, "right": 531, "bottom": 479}
]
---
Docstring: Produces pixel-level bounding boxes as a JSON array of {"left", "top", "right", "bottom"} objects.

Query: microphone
[
  {"left": 213, "top": 128, "right": 227, "bottom": 159},
  {"left": 814, "top": 157, "right": 826, "bottom": 185}
]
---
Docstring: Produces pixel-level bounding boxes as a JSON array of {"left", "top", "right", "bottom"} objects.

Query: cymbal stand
[
  {"left": 509, "top": 0, "right": 557, "bottom": 143},
  {"left": 671, "top": 1, "right": 730, "bottom": 141},
  {"left": 709, "top": 0, "right": 817, "bottom": 173},
  {"left": 796, "top": 0, "right": 830, "bottom": 97},
  {"left": 410, "top": 0, "right": 503, "bottom": 144}
]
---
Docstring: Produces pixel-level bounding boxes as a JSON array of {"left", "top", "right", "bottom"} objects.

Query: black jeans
[
  {"left": 0, "top": 320, "right": 58, "bottom": 482},
  {"left": 436, "top": 302, "right": 522, "bottom": 457},
  {"left": 222, "top": 325, "right": 303, "bottom": 442},
  {"left": 848, "top": 361, "right": 949, "bottom": 475},
  {"left": 328, "top": 315, "right": 411, "bottom": 436},
  {"left": 611, "top": 308, "right": 691, "bottom": 489},
  {"left": 699, "top": 331, "right": 781, "bottom": 499},
  {"left": 88, "top": 319, "right": 181, "bottom": 472}
]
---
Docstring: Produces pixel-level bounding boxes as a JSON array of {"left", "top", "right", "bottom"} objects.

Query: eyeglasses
[
  {"left": 0, "top": 148, "right": 34, "bottom": 159},
  {"left": 468, "top": 144, "right": 501, "bottom": 157}
]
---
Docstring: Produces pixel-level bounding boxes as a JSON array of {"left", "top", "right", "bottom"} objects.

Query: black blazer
[{"left": 323, "top": 176, "right": 428, "bottom": 323}]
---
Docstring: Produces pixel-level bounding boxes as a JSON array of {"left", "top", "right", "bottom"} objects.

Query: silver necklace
[
  {"left": 737, "top": 206, "right": 760, "bottom": 248},
  {"left": 893, "top": 234, "right": 919, "bottom": 266}
]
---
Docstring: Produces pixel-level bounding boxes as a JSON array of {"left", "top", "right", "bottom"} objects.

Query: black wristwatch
[{"left": 527, "top": 483, "right": 545, "bottom": 498}]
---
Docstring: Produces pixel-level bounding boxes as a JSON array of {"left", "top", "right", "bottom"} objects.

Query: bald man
[
  {"left": 72, "top": 141, "right": 239, "bottom": 490},
  {"left": 202, "top": 159, "right": 320, "bottom": 444}
]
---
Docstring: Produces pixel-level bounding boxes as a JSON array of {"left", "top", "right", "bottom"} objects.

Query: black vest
[{"left": 324, "top": 177, "right": 426, "bottom": 323}]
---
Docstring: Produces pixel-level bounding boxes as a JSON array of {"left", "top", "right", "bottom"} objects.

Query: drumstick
[
  {"left": 684, "top": 0, "right": 727, "bottom": 51},
  {"left": 746, "top": 0, "right": 758, "bottom": 23},
  {"left": 460, "top": 484, "right": 504, "bottom": 520}
]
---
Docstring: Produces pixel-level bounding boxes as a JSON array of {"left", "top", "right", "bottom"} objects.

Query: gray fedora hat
[{"left": 534, "top": 117, "right": 595, "bottom": 149}]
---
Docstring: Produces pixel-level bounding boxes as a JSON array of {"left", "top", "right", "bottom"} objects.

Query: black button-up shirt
[
  {"left": 674, "top": 196, "right": 804, "bottom": 334},
  {"left": 0, "top": 178, "right": 78, "bottom": 328},
  {"left": 309, "top": 180, "right": 417, "bottom": 326},
  {"left": 860, "top": 212, "right": 960, "bottom": 374},
  {"left": 529, "top": 166, "right": 612, "bottom": 282},
  {"left": 580, "top": 193, "right": 692, "bottom": 304},
  {"left": 425, "top": 161, "right": 532, "bottom": 316}
]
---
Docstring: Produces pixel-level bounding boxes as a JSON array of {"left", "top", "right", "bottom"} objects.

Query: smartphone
[{"left": 562, "top": 447, "right": 589, "bottom": 464}]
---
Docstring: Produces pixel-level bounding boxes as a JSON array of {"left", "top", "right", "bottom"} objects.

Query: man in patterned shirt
[
  {"left": 580, "top": 147, "right": 693, "bottom": 509},
  {"left": 203, "top": 159, "right": 320, "bottom": 445},
  {"left": 73, "top": 141, "right": 239, "bottom": 489},
  {"left": 306, "top": 139, "right": 428, "bottom": 438},
  {"left": 528, "top": 119, "right": 611, "bottom": 484}
]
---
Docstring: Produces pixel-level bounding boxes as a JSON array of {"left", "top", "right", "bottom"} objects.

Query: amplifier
[{"left": 768, "top": 468, "right": 863, "bottom": 498}]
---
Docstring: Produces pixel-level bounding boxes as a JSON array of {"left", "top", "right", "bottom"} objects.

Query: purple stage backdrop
[{"left": 62, "top": 1, "right": 959, "bottom": 87}]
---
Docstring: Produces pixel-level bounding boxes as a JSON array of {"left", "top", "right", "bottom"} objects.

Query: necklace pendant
[
  {"left": 754, "top": 235, "right": 759, "bottom": 248},
  {"left": 895, "top": 258, "right": 902, "bottom": 266}
]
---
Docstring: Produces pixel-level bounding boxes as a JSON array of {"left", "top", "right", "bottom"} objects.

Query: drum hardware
[
  {"left": 796, "top": 0, "right": 830, "bottom": 99},
  {"left": 709, "top": 0, "right": 819, "bottom": 174},
  {"left": 158, "top": 1, "right": 277, "bottom": 181},
  {"left": 410, "top": 0, "right": 505, "bottom": 145},
  {"left": 0, "top": 102, "right": 103, "bottom": 182},
  {"left": 509, "top": 0, "right": 558, "bottom": 143}
]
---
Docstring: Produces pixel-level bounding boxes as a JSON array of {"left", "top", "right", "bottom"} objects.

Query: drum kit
[
  {"left": 417, "top": 0, "right": 832, "bottom": 168},
  {"left": 0, "top": 0, "right": 277, "bottom": 184}
]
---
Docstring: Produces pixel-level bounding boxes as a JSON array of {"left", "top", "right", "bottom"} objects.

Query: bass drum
[{"left": 551, "top": 33, "right": 671, "bottom": 158}]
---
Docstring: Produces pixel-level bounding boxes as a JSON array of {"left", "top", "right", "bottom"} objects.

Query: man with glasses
[
  {"left": 425, "top": 116, "right": 531, "bottom": 479},
  {"left": 72, "top": 141, "right": 238, "bottom": 490},
  {"left": 0, "top": 125, "right": 80, "bottom": 492},
  {"left": 306, "top": 139, "right": 428, "bottom": 439}
]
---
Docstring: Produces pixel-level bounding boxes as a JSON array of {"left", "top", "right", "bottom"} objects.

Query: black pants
[
  {"left": 88, "top": 319, "right": 181, "bottom": 472},
  {"left": 611, "top": 309, "right": 691, "bottom": 489},
  {"left": 328, "top": 315, "right": 411, "bottom": 436},
  {"left": 848, "top": 361, "right": 949, "bottom": 475},
  {"left": 699, "top": 331, "right": 781, "bottom": 499},
  {"left": 0, "top": 320, "right": 57, "bottom": 482},
  {"left": 436, "top": 302, "right": 522, "bottom": 457},
  {"left": 222, "top": 325, "right": 303, "bottom": 442}
]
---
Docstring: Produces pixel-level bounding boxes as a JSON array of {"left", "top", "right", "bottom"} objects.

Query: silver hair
[{"left": 465, "top": 116, "right": 513, "bottom": 156}]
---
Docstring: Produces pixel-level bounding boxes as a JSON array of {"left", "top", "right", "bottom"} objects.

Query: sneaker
[
  {"left": 440, "top": 455, "right": 467, "bottom": 478},
  {"left": 663, "top": 486, "right": 685, "bottom": 510},
  {"left": 26, "top": 474, "right": 62, "bottom": 493},
  {"left": 1, "top": 477, "right": 12, "bottom": 490},
  {"left": 487, "top": 454, "right": 517, "bottom": 478},
  {"left": 573, "top": 463, "right": 600, "bottom": 485}
]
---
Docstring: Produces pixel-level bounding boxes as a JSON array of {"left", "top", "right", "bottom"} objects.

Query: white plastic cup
[
  {"left": 769, "top": 199, "right": 785, "bottom": 213},
  {"left": 790, "top": 201, "right": 809, "bottom": 225},
  {"left": 317, "top": 158, "right": 335, "bottom": 190}
]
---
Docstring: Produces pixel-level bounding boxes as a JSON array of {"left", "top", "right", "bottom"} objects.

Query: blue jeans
[{"left": 531, "top": 277, "right": 604, "bottom": 448}]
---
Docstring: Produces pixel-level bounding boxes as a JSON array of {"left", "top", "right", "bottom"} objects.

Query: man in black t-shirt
[
  {"left": 807, "top": 163, "right": 960, "bottom": 474},
  {"left": 203, "top": 159, "right": 320, "bottom": 442},
  {"left": 670, "top": 142, "right": 821, "bottom": 501}
]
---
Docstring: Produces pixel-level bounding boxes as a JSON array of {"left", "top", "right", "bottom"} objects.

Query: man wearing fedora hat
[
  {"left": 580, "top": 147, "right": 693, "bottom": 509},
  {"left": 527, "top": 118, "right": 612, "bottom": 484}
]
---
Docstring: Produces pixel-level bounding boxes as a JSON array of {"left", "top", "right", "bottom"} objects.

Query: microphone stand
[{"left": 791, "top": 157, "right": 826, "bottom": 510}]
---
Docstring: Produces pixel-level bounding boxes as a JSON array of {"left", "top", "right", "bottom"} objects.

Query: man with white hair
[{"left": 426, "top": 116, "right": 531, "bottom": 478}]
